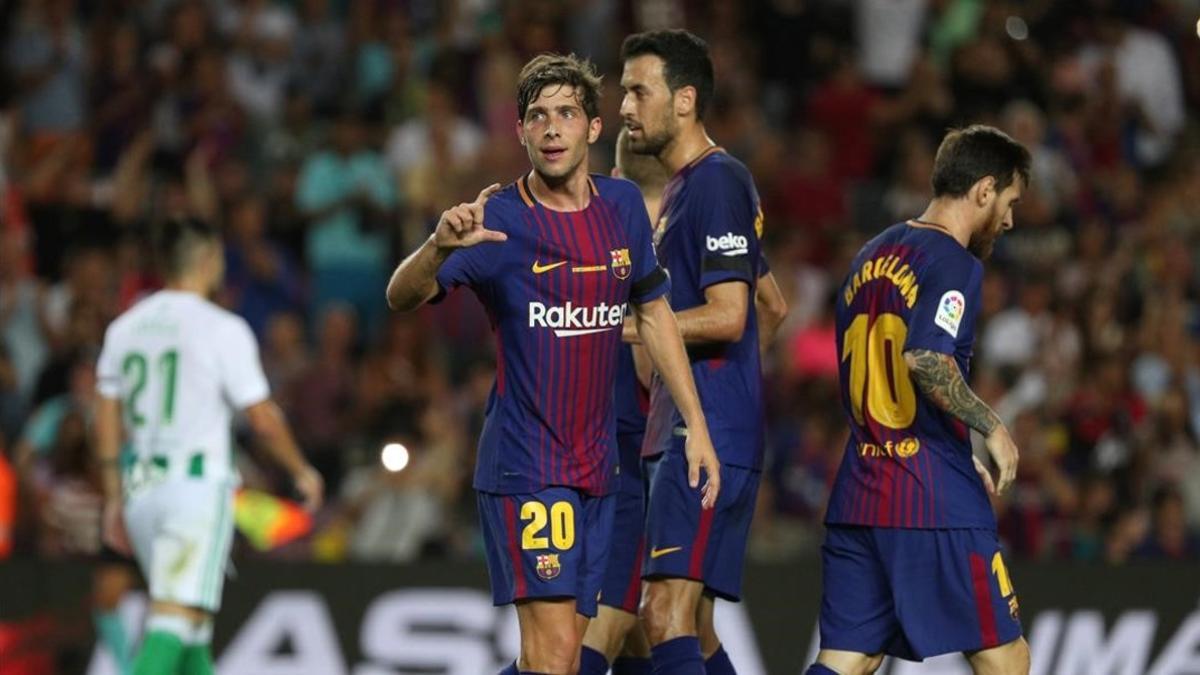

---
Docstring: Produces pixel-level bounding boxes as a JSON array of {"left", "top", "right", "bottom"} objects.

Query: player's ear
[
  {"left": 587, "top": 116, "right": 602, "bottom": 144},
  {"left": 674, "top": 85, "right": 696, "bottom": 119},
  {"left": 516, "top": 120, "right": 526, "bottom": 146},
  {"left": 973, "top": 175, "right": 996, "bottom": 207}
]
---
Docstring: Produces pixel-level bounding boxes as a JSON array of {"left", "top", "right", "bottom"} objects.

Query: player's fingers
[
  {"left": 978, "top": 465, "right": 996, "bottom": 495},
  {"left": 703, "top": 458, "right": 721, "bottom": 508},
  {"left": 687, "top": 455, "right": 700, "bottom": 489},
  {"left": 466, "top": 202, "right": 485, "bottom": 225},
  {"left": 480, "top": 228, "right": 508, "bottom": 242},
  {"left": 443, "top": 210, "right": 464, "bottom": 234},
  {"left": 475, "top": 182, "right": 502, "bottom": 204}
]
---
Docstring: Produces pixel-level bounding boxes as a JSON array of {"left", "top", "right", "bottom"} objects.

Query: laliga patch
[{"left": 934, "top": 290, "right": 966, "bottom": 338}]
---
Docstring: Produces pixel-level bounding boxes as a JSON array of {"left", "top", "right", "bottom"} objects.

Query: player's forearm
[
  {"left": 632, "top": 343, "right": 654, "bottom": 389},
  {"left": 386, "top": 235, "right": 450, "bottom": 312},
  {"left": 670, "top": 303, "right": 747, "bottom": 345},
  {"left": 755, "top": 273, "right": 787, "bottom": 353},
  {"left": 634, "top": 299, "right": 707, "bottom": 427},
  {"left": 904, "top": 349, "right": 1001, "bottom": 436},
  {"left": 246, "top": 400, "right": 310, "bottom": 478},
  {"left": 94, "top": 396, "right": 123, "bottom": 502}
]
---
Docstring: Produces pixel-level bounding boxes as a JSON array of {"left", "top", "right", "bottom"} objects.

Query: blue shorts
[
  {"left": 642, "top": 443, "right": 761, "bottom": 601},
  {"left": 478, "top": 488, "right": 615, "bottom": 618},
  {"left": 820, "top": 525, "right": 1024, "bottom": 661},
  {"left": 598, "top": 434, "right": 648, "bottom": 613}
]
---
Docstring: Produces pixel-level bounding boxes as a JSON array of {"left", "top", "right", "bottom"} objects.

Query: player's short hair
[
  {"left": 516, "top": 53, "right": 602, "bottom": 121},
  {"left": 616, "top": 127, "right": 671, "bottom": 193},
  {"left": 931, "top": 125, "right": 1032, "bottom": 198},
  {"left": 154, "top": 216, "right": 219, "bottom": 278},
  {"left": 620, "top": 30, "right": 714, "bottom": 121}
]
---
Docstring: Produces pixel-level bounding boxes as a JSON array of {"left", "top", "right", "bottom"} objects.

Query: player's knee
[
  {"left": 814, "top": 650, "right": 884, "bottom": 675},
  {"left": 523, "top": 619, "right": 581, "bottom": 673},
  {"left": 639, "top": 584, "right": 690, "bottom": 644}
]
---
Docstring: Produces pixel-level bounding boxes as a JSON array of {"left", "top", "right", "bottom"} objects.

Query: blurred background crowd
[{"left": 1, "top": 0, "right": 1199, "bottom": 569}]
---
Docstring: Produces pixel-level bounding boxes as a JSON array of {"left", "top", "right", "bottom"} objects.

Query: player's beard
[
  {"left": 969, "top": 205, "right": 1004, "bottom": 259},
  {"left": 627, "top": 108, "right": 677, "bottom": 157}
]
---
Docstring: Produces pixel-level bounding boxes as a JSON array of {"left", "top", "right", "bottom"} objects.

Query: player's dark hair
[
  {"left": 620, "top": 30, "right": 714, "bottom": 121},
  {"left": 931, "top": 125, "right": 1032, "bottom": 198},
  {"left": 516, "top": 53, "right": 602, "bottom": 121},
  {"left": 154, "top": 216, "right": 219, "bottom": 278}
]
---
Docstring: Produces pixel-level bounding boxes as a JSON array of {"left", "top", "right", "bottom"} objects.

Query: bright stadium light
[{"left": 381, "top": 443, "right": 410, "bottom": 473}]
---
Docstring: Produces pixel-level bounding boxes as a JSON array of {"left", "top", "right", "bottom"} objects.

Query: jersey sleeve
[
  {"left": 219, "top": 317, "right": 271, "bottom": 410},
  {"left": 95, "top": 326, "right": 122, "bottom": 400},
  {"left": 904, "top": 253, "right": 983, "bottom": 355},
  {"left": 758, "top": 251, "right": 771, "bottom": 277},
  {"left": 624, "top": 187, "right": 670, "bottom": 305},
  {"left": 693, "top": 167, "right": 758, "bottom": 290}
]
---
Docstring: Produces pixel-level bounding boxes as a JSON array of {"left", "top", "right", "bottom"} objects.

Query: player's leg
[
  {"left": 92, "top": 562, "right": 135, "bottom": 674},
  {"left": 480, "top": 488, "right": 610, "bottom": 674},
  {"left": 612, "top": 616, "right": 653, "bottom": 674},
  {"left": 881, "top": 529, "right": 1025, "bottom": 668},
  {"left": 695, "top": 593, "right": 735, "bottom": 674},
  {"left": 581, "top": 472, "right": 646, "bottom": 674},
  {"left": 130, "top": 478, "right": 235, "bottom": 675},
  {"left": 966, "top": 637, "right": 1031, "bottom": 675},
  {"left": 805, "top": 526, "right": 895, "bottom": 675}
]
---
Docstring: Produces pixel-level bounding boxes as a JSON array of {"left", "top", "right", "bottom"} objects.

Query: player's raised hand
[
  {"left": 102, "top": 500, "right": 132, "bottom": 555},
  {"left": 294, "top": 465, "right": 325, "bottom": 512},
  {"left": 433, "top": 183, "right": 507, "bottom": 249},
  {"left": 685, "top": 426, "right": 721, "bottom": 509},
  {"left": 983, "top": 425, "right": 1019, "bottom": 495}
]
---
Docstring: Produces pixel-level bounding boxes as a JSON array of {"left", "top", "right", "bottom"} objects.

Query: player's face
[
  {"left": 518, "top": 84, "right": 601, "bottom": 183},
  {"left": 620, "top": 55, "right": 678, "bottom": 156},
  {"left": 970, "top": 178, "right": 1023, "bottom": 259}
]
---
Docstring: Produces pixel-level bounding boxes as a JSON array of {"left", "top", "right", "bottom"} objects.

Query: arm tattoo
[{"left": 905, "top": 349, "right": 1000, "bottom": 436}]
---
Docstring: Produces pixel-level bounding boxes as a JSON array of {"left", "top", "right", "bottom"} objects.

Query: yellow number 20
[
  {"left": 520, "top": 501, "right": 575, "bottom": 550},
  {"left": 842, "top": 313, "right": 917, "bottom": 430}
]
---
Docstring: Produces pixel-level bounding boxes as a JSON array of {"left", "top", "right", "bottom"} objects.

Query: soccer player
[
  {"left": 384, "top": 54, "right": 720, "bottom": 675},
  {"left": 95, "top": 217, "right": 323, "bottom": 675},
  {"left": 808, "top": 126, "right": 1032, "bottom": 675},
  {"left": 619, "top": 30, "right": 770, "bottom": 675}
]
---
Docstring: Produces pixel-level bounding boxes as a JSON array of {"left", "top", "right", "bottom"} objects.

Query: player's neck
[
  {"left": 527, "top": 166, "right": 591, "bottom": 212},
  {"left": 164, "top": 277, "right": 211, "bottom": 297},
  {"left": 914, "top": 201, "right": 974, "bottom": 250},
  {"left": 659, "top": 124, "right": 715, "bottom": 175}
]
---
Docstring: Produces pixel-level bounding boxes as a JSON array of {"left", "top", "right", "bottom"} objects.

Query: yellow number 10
[
  {"left": 842, "top": 313, "right": 917, "bottom": 430},
  {"left": 520, "top": 501, "right": 575, "bottom": 550}
]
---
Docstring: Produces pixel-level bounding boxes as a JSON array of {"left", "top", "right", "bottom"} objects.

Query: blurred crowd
[{"left": 1, "top": 0, "right": 1199, "bottom": 568}]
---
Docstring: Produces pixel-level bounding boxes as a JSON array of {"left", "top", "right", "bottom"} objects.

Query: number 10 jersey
[{"left": 827, "top": 223, "right": 994, "bottom": 529}]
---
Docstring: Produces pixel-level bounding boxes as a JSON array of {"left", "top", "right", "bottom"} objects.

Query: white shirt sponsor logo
[
  {"left": 706, "top": 232, "right": 749, "bottom": 256},
  {"left": 528, "top": 301, "right": 627, "bottom": 337}
]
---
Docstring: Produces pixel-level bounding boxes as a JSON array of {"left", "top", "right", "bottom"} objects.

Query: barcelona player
[
  {"left": 385, "top": 54, "right": 720, "bottom": 675},
  {"left": 808, "top": 126, "right": 1032, "bottom": 675},
  {"left": 619, "top": 30, "right": 771, "bottom": 675}
]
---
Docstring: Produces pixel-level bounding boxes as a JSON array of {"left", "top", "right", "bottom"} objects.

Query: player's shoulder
[
  {"left": 480, "top": 179, "right": 529, "bottom": 225},
  {"left": 689, "top": 149, "right": 754, "bottom": 191},
  {"left": 591, "top": 173, "right": 642, "bottom": 206}
]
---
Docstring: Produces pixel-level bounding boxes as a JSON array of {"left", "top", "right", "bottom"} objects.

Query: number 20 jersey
[{"left": 826, "top": 223, "right": 995, "bottom": 529}]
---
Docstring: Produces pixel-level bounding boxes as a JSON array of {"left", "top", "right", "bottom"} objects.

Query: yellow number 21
[
  {"left": 521, "top": 501, "right": 575, "bottom": 550},
  {"left": 842, "top": 313, "right": 917, "bottom": 430}
]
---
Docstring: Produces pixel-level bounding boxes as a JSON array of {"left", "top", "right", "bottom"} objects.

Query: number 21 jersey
[{"left": 826, "top": 223, "right": 993, "bottom": 529}]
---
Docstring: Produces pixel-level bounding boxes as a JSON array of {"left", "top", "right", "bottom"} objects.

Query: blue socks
[
  {"left": 651, "top": 636, "right": 705, "bottom": 674},
  {"left": 580, "top": 646, "right": 611, "bottom": 675},
  {"left": 614, "top": 656, "right": 653, "bottom": 674},
  {"left": 498, "top": 663, "right": 550, "bottom": 675},
  {"left": 705, "top": 645, "right": 735, "bottom": 674},
  {"left": 806, "top": 665, "right": 840, "bottom": 674}
]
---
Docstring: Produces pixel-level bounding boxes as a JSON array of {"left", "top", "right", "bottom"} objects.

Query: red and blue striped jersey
[
  {"left": 826, "top": 222, "right": 993, "bottom": 529},
  {"left": 642, "top": 148, "right": 765, "bottom": 469},
  {"left": 434, "top": 174, "right": 669, "bottom": 496}
]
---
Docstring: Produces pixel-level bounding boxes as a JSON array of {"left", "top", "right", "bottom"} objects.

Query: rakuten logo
[
  {"left": 706, "top": 232, "right": 749, "bottom": 256},
  {"left": 528, "top": 301, "right": 627, "bottom": 337}
]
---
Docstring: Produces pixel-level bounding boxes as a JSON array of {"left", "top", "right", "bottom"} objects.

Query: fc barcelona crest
[
  {"left": 536, "top": 554, "right": 562, "bottom": 580},
  {"left": 610, "top": 248, "right": 632, "bottom": 280}
]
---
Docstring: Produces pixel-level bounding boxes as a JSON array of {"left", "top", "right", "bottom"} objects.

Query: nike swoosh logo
[
  {"left": 649, "top": 546, "right": 683, "bottom": 559},
  {"left": 532, "top": 260, "right": 568, "bottom": 274}
]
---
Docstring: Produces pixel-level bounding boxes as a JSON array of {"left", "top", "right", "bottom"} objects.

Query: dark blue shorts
[
  {"left": 642, "top": 442, "right": 761, "bottom": 601},
  {"left": 477, "top": 487, "right": 615, "bottom": 618},
  {"left": 598, "top": 433, "right": 648, "bottom": 613},
  {"left": 820, "top": 525, "right": 1024, "bottom": 661}
]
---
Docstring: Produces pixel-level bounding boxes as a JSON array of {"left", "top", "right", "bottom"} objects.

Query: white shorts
[{"left": 124, "top": 477, "right": 236, "bottom": 612}]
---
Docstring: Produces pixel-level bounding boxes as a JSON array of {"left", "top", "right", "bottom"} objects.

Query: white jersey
[{"left": 96, "top": 290, "right": 269, "bottom": 483}]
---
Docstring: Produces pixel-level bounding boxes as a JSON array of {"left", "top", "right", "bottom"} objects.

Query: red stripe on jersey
[
  {"left": 969, "top": 552, "right": 999, "bottom": 648},
  {"left": 689, "top": 504, "right": 715, "bottom": 578},
  {"left": 581, "top": 204, "right": 606, "bottom": 492},
  {"left": 505, "top": 497, "right": 527, "bottom": 598},
  {"left": 530, "top": 208, "right": 550, "bottom": 485}
]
